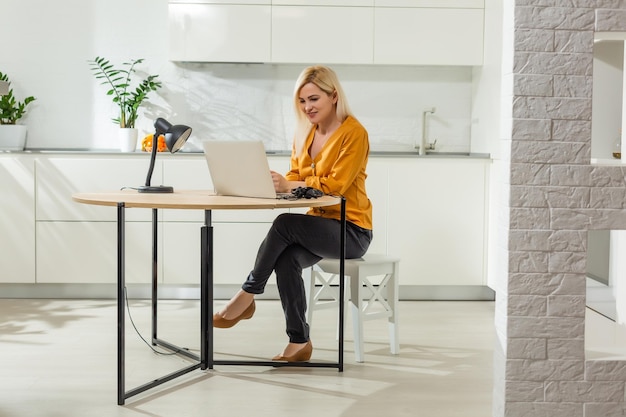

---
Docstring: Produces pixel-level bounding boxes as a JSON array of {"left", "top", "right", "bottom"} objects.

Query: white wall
[
  {"left": 591, "top": 40, "right": 623, "bottom": 159},
  {"left": 1, "top": 0, "right": 478, "bottom": 154}
]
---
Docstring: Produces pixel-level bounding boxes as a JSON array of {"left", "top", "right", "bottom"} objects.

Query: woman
[{"left": 213, "top": 65, "right": 373, "bottom": 362}]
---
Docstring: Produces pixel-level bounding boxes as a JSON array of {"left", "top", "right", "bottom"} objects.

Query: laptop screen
[{"left": 202, "top": 140, "right": 279, "bottom": 199}]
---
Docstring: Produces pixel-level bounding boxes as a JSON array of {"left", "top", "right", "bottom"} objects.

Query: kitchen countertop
[{"left": 3, "top": 148, "right": 491, "bottom": 159}]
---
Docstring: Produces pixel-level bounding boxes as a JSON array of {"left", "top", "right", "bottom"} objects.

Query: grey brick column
[{"left": 495, "top": 1, "right": 626, "bottom": 416}]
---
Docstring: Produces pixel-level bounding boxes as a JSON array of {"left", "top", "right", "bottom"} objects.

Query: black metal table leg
[
  {"left": 201, "top": 210, "right": 213, "bottom": 370},
  {"left": 339, "top": 196, "right": 346, "bottom": 372},
  {"left": 115, "top": 198, "right": 345, "bottom": 406},
  {"left": 117, "top": 203, "right": 126, "bottom": 406},
  {"left": 151, "top": 208, "right": 158, "bottom": 345},
  {"left": 117, "top": 205, "right": 202, "bottom": 406}
]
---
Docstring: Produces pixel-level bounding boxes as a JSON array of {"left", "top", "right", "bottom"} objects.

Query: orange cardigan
[{"left": 285, "top": 116, "right": 373, "bottom": 230}]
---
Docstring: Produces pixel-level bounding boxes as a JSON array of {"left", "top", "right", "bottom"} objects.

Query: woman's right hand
[{"left": 271, "top": 171, "right": 304, "bottom": 193}]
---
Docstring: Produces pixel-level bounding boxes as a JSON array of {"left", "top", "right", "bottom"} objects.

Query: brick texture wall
[{"left": 498, "top": 1, "right": 626, "bottom": 416}]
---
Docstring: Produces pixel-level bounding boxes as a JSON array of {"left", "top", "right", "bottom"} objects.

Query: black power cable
[{"left": 123, "top": 286, "right": 195, "bottom": 356}]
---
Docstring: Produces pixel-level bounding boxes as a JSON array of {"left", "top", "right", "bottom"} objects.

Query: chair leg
[
  {"left": 388, "top": 322, "right": 400, "bottom": 355},
  {"left": 387, "top": 263, "right": 400, "bottom": 355},
  {"left": 337, "top": 281, "right": 349, "bottom": 341},
  {"left": 310, "top": 257, "right": 401, "bottom": 362},
  {"left": 307, "top": 266, "right": 343, "bottom": 337},
  {"left": 304, "top": 266, "right": 314, "bottom": 327},
  {"left": 350, "top": 275, "right": 365, "bottom": 362}
]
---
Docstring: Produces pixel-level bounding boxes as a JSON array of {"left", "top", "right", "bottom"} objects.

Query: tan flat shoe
[
  {"left": 213, "top": 300, "right": 255, "bottom": 328},
  {"left": 271, "top": 340, "right": 313, "bottom": 362}
]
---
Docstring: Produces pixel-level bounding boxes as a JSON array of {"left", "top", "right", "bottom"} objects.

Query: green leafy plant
[
  {"left": 0, "top": 72, "right": 36, "bottom": 125},
  {"left": 88, "top": 57, "right": 162, "bottom": 128}
]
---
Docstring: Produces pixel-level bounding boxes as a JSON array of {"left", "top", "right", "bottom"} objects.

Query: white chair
[{"left": 305, "top": 254, "right": 400, "bottom": 362}]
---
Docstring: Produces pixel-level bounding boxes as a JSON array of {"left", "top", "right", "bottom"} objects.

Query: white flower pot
[
  {"left": 0, "top": 125, "right": 27, "bottom": 151},
  {"left": 119, "top": 128, "right": 138, "bottom": 152}
]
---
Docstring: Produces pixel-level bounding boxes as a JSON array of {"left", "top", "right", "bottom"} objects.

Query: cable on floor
[{"left": 124, "top": 286, "right": 194, "bottom": 356}]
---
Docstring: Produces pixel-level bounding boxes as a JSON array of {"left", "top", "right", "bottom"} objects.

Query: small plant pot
[
  {"left": 119, "top": 128, "right": 138, "bottom": 152},
  {"left": 0, "top": 125, "right": 27, "bottom": 151}
]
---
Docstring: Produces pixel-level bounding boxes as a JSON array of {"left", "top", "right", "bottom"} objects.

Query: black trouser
[{"left": 241, "top": 213, "right": 372, "bottom": 343}]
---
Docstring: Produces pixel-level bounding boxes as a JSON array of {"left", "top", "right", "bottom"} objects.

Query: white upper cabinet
[
  {"left": 374, "top": 7, "right": 484, "bottom": 65},
  {"left": 168, "top": 1, "right": 483, "bottom": 65},
  {"left": 169, "top": 0, "right": 270, "bottom": 4},
  {"left": 273, "top": 0, "right": 373, "bottom": 5},
  {"left": 375, "top": 0, "right": 483, "bottom": 7},
  {"left": 169, "top": 3, "right": 271, "bottom": 62},
  {"left": 271, "top": 6, "right": 374, "bottom": 64}
]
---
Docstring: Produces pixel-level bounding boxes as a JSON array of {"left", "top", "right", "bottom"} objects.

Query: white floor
[
  {"left": 0, "top": 299, "right": 495, "bottom": 417},
  {"left": 585, "top": 277, "right": 626, "bottom": 361},
  {"left": 586, "top": 307, "right": 626, "bottom": 361},
  {"left": 586, "top": 277, "right": 617, "bottom": 321}
]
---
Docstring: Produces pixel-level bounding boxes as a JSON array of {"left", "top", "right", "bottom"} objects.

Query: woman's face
[{"left": 298, "top": 82, "right": 337, "bottom": 125}]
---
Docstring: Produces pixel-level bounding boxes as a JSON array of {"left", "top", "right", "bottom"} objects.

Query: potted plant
[
  {"left": 0, "top": 71, "right": 36, "bottom": 151},
  {"left": 88, "top": 57, "right": 162, "bottom": 151}
]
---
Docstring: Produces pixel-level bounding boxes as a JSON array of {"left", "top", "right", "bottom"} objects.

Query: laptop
[{"left": 202, "top": 140, "right": 290, "bottom": 199}]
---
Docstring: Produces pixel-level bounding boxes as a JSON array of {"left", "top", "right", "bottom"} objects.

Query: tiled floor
[{"left": 0, "top": 299, "right": 495, "bottom": 417}]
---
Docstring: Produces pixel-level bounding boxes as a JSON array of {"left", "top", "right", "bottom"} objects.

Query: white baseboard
[{"left": 0, "top": 283, "right": 495, "bottom": 301}]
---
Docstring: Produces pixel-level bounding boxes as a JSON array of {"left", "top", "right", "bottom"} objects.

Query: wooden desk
[{"left": 72, "top": 190, "right": 346, "bottom": 405}]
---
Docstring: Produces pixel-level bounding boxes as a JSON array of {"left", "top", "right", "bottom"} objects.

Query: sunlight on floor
[{"left": 0, "top": 299, "right": 495, "bottom": 417}]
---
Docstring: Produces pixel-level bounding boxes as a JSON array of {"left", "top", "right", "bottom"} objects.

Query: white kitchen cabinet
[
  {"left": 364, "top": 159, "right": 389, "bottom": 255},
  {"left": 36, "top": 157, "right": 157, "bottom": 222},
  {"left": 375, "top": 0, "right": 483, "bottom": 7},
  {"left": 271, "top": 6, "right": 374, "bottom": 64},
  {"left": 3, "top": 152, "right": 490, "bottom": 295},
  {"left": 169, "top": 0, "right": 269, "bottom": 3},
  {"left": 168, "top": 0, "right": 484, "bottom": 66},
  {"left": 35, "top": 156, "right": 159, "bottom": 283},
  {"left": 0, "top": 156, "right": 35, "bottom": 283},
  {"left": 36, "top": 221, "right": 155, "bottom": 284},
  {"left": 386, "top": 158, "right": 488, "bottom": 286},
  {"left": 273, "top": 0, "right": 373, "bottom": 5},
  {"left": 158, "top": 172, "right": 387, "bottom": 286},
  {"left": 160, "top": 157, "right": 290, "bottom": 223},
  {"left": 169, "top": 3, "right": 271, "bottom": 62},
  {"left": 160, "top": 181, "right": 391, "bottom": 285},
  {"left": 374, "top": 7, "right": 484, "bottom": 65},
  {"left": 162, "top": 221, "right": 273, "bottom": 285},
  {"left": 160, "top": 156, "right": 291, "bottom": 284}
]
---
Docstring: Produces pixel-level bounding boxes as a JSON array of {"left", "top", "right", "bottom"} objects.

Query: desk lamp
[
  {"left": 138, "top": 117, "right": 192, "bottom": 193},
  {"left": 0, "top": 80, "right": 8, "bottom": 96}
]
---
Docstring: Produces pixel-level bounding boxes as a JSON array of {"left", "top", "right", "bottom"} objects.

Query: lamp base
[{"left": 138, "top": 185, "right": 174, "bottom": 193}]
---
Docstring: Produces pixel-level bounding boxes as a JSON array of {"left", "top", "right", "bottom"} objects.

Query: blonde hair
[{"left": 292, "top": 65, "right": 353, "bottom": 156}]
